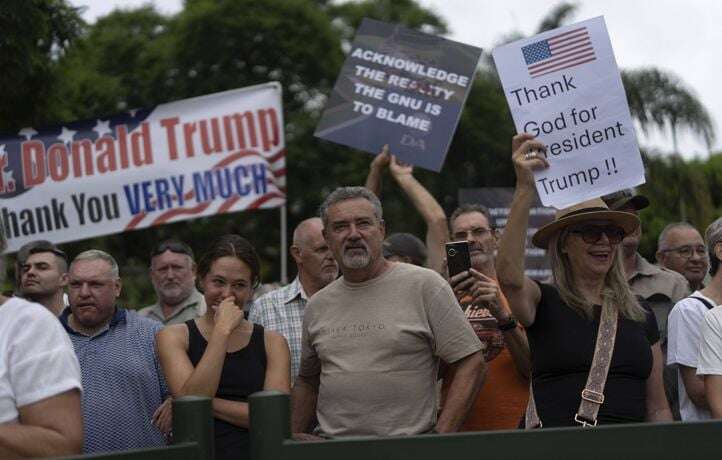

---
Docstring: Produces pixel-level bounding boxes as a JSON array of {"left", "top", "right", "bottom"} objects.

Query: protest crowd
[
  {"left": 4, "top": 5, "right": 722, "bottom": 460},
  {"left": 4, "top": 132, "right": 722, "bottom": 458}
]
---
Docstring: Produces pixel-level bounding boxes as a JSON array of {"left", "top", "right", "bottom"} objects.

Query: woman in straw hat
[{"left": 496, "top": 133, "right": 672, "bottom": 427}]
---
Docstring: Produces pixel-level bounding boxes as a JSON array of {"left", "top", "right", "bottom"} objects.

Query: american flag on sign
[{"left": 521, "top": 27, "right": 596, "bottom": 78}]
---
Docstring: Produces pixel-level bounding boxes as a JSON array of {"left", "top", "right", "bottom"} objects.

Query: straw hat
[{"left": 532, "top": 198, "right": 640, "bottom": 249}]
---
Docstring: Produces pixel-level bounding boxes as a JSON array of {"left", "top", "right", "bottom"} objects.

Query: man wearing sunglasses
[
  {"left": 17, "top": 240, "right": 69, "bottom": 316},
  {"left": 139, "top": 239, "right": 206, "bottom": 325},
  {"left": 656, "top": 222, "right": 708, "bottom": 292}
]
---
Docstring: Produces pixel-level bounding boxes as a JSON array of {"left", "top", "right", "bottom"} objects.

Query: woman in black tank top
[
  {"left": 157, "top": 235, "right": 291, "bottom": 460},
  {"left": 496, "top": 135, "right": 672, "bottom": 427}
]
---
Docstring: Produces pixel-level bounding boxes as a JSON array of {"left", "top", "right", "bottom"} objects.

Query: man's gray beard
[{"left": 342, "top": 251, "right": 371, "bottom": 269}]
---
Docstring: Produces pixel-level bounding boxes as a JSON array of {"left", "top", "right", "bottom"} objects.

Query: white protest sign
[{"left": 492, "top": 16, "right": 645, "bottom": 209}]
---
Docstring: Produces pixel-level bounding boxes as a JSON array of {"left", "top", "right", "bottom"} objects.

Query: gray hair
[
  {"left": 657, "top": 222, "right": 699, "bottom": 250},
  {"left": 71, "top": 249, "right": 120, "bottom": 279},
  {"left": 705, "top": 217, "right": 722, "bottom": 276},
  {"left": 319, "top": 186, "right": 383, "bottom": 227}
]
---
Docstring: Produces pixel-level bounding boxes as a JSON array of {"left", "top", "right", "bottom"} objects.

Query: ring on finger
[{"left": 524, "top": 151, "right": 537, "bottom": 160}]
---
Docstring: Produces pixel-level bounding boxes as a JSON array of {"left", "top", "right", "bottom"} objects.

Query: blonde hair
[{"left": 548, "top": 227, "right": 647, "bottom": 322}]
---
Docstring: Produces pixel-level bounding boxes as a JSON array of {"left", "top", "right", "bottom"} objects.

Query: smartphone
[{"left": 446, "top": 240, "right": 471, "bottom": 278}]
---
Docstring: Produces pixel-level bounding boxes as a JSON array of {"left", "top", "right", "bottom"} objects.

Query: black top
[
  {"left": 186, "top": 320, "right": 267, "bottom": 460},
  {"left": 527, "top": 283, "right": 659, "bottom": 427}
]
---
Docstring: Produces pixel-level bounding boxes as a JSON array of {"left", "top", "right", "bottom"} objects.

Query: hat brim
[{"left": 532, "top": 209, "right": 640, "bottom": 249}]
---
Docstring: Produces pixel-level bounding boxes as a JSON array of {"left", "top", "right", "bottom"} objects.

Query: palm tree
[{"left": 534, "top": 2, "right": 715, "bottom": 153}]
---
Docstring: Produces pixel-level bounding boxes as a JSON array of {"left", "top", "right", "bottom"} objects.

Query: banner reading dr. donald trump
[{"left": 0, "top": 83, "right": 286, "bottom": 252}]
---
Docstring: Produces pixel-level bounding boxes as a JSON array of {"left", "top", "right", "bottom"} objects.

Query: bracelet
[{"left": 497, "top": 316, "right": 518, "bottom": 332}]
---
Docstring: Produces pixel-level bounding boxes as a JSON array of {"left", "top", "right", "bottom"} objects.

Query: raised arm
[
  {"left": 389, "top": 155, "right": 449, "bottom": 273},
  {"left": 364, "top": 146, "right": 391, "bottom": 197},
  {"left": 496, "top": 134, "right": 548, "bottom": 327}
]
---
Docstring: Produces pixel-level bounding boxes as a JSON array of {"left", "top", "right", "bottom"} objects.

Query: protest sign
[
  {"left": 0, "top": 83, "right": 286, "bottom": 252},
  {"left": 492, "top": 16, "right": 645, "bottom": 208},
  {"left": 315, "top": 18, "right": 482, "bottom": 172},
  {"left": 459, "top": 187, "right": 554, "bottom": 281}
]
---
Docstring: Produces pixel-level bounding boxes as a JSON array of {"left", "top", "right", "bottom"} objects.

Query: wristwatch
[{"left": 497, "top": 316, "right": 518, "bottom": 332}]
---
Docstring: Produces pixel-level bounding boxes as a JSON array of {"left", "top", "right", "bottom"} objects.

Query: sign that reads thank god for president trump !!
[
  {"left": 315, "top": 18, "right": 482, "bottom": 172},
  {"left": 493, "top": 16, "right": 645, "bottom": 209}
]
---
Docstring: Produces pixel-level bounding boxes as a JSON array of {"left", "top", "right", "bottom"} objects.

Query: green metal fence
[
  {"left": 248, "top": 390, "right": 722, "bottom": 460},
  {"left": 51, "top": 391, "right": 722, "bottom": 460},
  {"left": 57, "top": 396, "right": 213, "bottom": 460}
]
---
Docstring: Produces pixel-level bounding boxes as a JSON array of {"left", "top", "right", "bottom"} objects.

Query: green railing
[
  {"left": 248, "top": 390, "right": 722, "bottom": 460},
  {"left": 58, "top": 396, "right": 214, "bottom": 460}
]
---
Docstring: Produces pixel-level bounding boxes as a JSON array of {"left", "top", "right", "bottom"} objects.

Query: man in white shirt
[
  {"left": 0, "top": 224, "right": 83, "bottom": 457},
  {"left": 668, "top": 217, "right": 722, "bottom": 421},
  {"left": 697, "top": 305, "right": 722, "bottom": 418}
]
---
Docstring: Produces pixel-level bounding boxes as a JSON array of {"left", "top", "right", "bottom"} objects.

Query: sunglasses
[
  {"left": 151, "top": 240, "right": 194, "bottom": 259},
  {"left": 569, "top": 224, "right": 626, "bottom": 245}
]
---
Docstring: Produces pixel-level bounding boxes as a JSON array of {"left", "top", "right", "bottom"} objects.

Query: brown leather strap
[
  {"left": 524, "top": 381, "right": 541, "bottom": 429},
  {"left": 525, "top": 303, "right": 618, "bottom": 429},
  {"left": 575, "top": 303, "right": 618, "bottom": 426}
]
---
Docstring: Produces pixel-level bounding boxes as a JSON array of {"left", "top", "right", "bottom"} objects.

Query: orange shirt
[{"left": 442, "top": 291, "right": 529, "bottom": 431}]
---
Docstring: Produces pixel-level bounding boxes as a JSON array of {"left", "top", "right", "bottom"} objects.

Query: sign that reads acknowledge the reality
[
  {"left": 315, "top": 18, "right": 482, "bottom": 172},
  {"left": 0, "top": 83, "right": 286, "bottom": 252},
  {"left": 493, "top": 16, "right": 645, "bottom": 208}
]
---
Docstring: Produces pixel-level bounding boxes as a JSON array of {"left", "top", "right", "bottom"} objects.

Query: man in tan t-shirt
[{"left": 291, "top": 186, "right": 484, "bottom": 438}]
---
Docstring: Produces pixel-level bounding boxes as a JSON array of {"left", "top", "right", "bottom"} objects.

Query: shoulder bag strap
[
  {"left": 690, "top": 296, "right": 716, "bottom": 310},
  {"left": 525, "top": 303, "right": 618, "bottom": 429}
]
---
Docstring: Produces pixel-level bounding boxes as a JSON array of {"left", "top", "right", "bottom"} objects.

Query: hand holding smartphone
[{"left": 446, "top": 240, "right": 471, "bottom": 278}]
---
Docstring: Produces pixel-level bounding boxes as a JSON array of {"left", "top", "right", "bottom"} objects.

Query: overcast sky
[{"left": 71, "top": 0, "right": 719, "bottom": 158}]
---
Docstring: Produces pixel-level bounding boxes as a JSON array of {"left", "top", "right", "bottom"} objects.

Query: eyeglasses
[
  {"left": 452, "top": 227, "right": 493, "bottom": 241},
  {"left": 569, "top": 225, "right": 626, "bottom": 245},
  {"left": 660, "top": 245, "right": 708, "bottom": 259},
  {"left": 150, "top": 240, "right": 194, "bottom": 259}
]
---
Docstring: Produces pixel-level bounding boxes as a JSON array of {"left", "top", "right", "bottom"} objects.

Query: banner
[
  {"left": 492, "top": 17, "right": 645, "bottom": 208},
  {"left": 0, "top": 83, "right": 286, "bottom": 252},
  {"left": 459, "top": 188, "right": 554, "bottom": 281},
  {"left": 315, "top": 18, "right": 482, "bottom": 172}
]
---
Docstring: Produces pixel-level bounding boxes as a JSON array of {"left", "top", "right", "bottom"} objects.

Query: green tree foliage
[
  {"left": 4, "top": 0, "right": 720, "bottom": 302},
  {"left": 0, "top": 0, "right": 83, "bottom": 131}
]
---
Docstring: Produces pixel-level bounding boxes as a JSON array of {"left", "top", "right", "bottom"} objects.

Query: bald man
[{"left": 250, "top": 218, "right": 339, "bottom": 380}]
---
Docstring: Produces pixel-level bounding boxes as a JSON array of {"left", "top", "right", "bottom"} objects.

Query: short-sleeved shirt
[
  {"left": 299, "top": 262, "right": 482, "bottom": 437},
  {"left": 139, "top": 288, "right": 206, "bottom": 325},
  {"left": 697, "top": 306, "right": 722, "bottom": 377},
  {"left": 0, "top": 297, "right": 82, "bottom": 423},
  {"left": 628, "top": 254, "right": 690, "bottom": 339},
  {"left": 667, "top": 292, "right": 714, "bottom": 421},
  {"left": 249, "top": 277, "right": 306, "bottom": 381},
  {"left": 60, "top": 307, "right": 168, "bottom": 453},
  {"left": 441, "top": 290, "right": 529, "bottom": 431},
  {"left": 529, "top": 283, "right": 659, "bottom": 427}
]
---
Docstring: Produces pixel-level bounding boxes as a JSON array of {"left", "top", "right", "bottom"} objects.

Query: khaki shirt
[
  {"left": 138, "top": 288, "right": 206, "bottom": 325},
  {"left": 629, "top": 253, "right": 690, "bottom": 338}
]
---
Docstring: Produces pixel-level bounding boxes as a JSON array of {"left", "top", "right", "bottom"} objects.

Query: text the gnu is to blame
[{"left": 349, "top": 47, "right": 470, "bottom": 133}]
